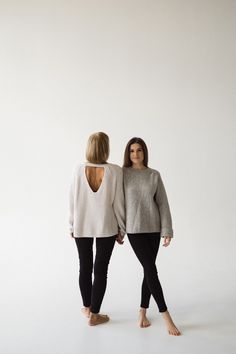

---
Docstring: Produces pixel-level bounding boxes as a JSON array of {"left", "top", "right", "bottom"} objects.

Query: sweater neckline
[
  {"left": 129, "top": 167, "right": 149, "bottom": 171},
  {"left": 84, "top": 162, "right": 108, "bottom": 167}
]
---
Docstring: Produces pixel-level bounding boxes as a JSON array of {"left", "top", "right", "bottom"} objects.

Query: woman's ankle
[
  {"left": 90, "top": 312, "right": 98, "bottom": 318},
  {"left": 139, "top": 307, "right": 147, "bottom": 313}
]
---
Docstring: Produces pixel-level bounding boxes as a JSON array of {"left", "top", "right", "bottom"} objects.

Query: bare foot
[
  {"left": 81, "top": 307, "right": 90, "bottom": 318},
  {"left": 139, "top": 308, "right": 151, "bottom": 328},
  {"left": 161, "top": 311, "right": 181, "bottom": 336},
  {"left": 88, "top": 313, "right": 110, "bottom": 326}
]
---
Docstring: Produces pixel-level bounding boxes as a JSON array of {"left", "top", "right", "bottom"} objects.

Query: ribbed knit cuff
[{"left": 161, "top": 228, "right": 173, "bottom": 238}]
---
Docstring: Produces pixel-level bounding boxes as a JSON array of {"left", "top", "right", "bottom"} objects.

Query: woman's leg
[
  {"left": 140, "top": 233, "right": 161, "bottom": 309},
  {"left": 74, "top": 237, "right": 93, "bottom": 315},
  {"left": 89, "top": 235, "right": 116, "bottom": 325},
  {"left": 128, "top": 233, "right": 167, "bottom": 313},
  {"left": 128, "top": 233, "right": 181, "bottom": 335},
  {"left": 138, "top": 233, "right": 161, "bottom": 327}
]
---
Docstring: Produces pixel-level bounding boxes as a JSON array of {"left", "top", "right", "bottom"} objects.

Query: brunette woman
[{"left": 123, "top": 137, "right": 181, "bottom": 335}]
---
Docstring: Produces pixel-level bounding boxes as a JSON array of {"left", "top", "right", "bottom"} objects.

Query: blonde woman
[
  {"left": 69, "top": 132, "right": 125, "bottom": 326},
  {"left": 123, "top": 137, "right": 181, "bottom": 335}
]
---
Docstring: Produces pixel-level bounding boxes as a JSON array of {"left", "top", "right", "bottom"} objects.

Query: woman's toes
[{"left": 139, "top": 317, "right": 151, "bottom": 328}]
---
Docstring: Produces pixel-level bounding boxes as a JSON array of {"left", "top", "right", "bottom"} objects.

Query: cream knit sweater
[{"left": 69, "top": 162, "right": 126, "bottom": 237}]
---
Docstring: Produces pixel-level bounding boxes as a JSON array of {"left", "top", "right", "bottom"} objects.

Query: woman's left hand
[
  {"left": 116, "top": 232, "right": 124, "bottom": 245},
  {"left": 163, "top": 236, "right": 172, "bottom": 247}
]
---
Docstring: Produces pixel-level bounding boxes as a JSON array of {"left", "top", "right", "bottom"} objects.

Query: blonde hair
[{"left": 86, "top": 132, "right": 110, "bottom": 164}]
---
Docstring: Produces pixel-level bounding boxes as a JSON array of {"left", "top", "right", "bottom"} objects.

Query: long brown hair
[
  {"left": 123, "top": 137, "right": 148, "bottom": 167},
  {"left": 86, "top": 132, "right": 109, "bottom": 164}
]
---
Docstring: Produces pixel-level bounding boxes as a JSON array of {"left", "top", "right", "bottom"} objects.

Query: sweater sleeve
[
  {"left": 155, "top": 173, "right": 173, "bottom": 237},
  {"left": 113, "top": 166, "right": 126, "bottom": 236},
  {"left": 69, "top": 168, "right": 76, "bottom": 234}
]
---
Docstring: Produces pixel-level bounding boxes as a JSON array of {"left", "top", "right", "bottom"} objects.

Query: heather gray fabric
[{"left": 123, "top": 167, "right": 173, "bottom": 237}]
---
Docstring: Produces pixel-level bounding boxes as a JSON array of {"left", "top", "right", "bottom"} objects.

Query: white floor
[
  {"left": 65, "top": 303, "right": 236, "bottom": 354},
  {"left": 2, "top": 294, "right": 236, "bottom": 354},
  {"left": 2, "top": 227, "right": 236, "bottom": 354}
]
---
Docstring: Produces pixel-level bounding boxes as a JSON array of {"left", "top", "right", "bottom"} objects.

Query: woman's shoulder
[
  {"left": 107, "top": 162, "right": 122, "bottom": 172},
  {"left": 72, "top": 162, "right": 85, "bottom": 175},
  {"left": 104, "top": 163, "right": 123, "bottom": 182},
  {"left": 148, "top": 167, "right": 161, "bottom": 176}
]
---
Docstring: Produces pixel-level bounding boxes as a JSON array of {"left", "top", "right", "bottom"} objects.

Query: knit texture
[
  {"left": 69, "top": 162, "right": 125, "bottom": 237},
  {"left": 123, "top": 167, "right": 173, "bottom": 237}
]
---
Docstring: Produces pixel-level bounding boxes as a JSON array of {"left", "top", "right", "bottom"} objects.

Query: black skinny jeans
[
  {"left": 128, "top": 232, "right": 168, "bottom": 313},
  {"left": 75, "top": 236, "right": 116, "bottom": 314}
]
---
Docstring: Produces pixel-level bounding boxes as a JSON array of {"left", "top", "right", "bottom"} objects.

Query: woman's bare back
[{"left": 85, "top": 166, "right": 105, "bottom": 192}]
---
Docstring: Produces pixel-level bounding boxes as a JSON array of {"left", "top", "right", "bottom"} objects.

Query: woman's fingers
[
  {"left": 163, "top": 236, "right": 171, "bottom": 247},
  {"left": 116, "top": 234, "right": 124, "bottom": 244}
]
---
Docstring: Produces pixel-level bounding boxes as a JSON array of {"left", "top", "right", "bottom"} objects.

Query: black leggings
[
  {"left": 75, "top": 236, "right": 116, "bottom": 314},
  {"left": 128, "top": 232, "right": 167, "bottom": 313}
]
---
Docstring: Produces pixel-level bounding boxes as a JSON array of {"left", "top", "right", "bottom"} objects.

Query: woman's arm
[
  {"left": 69, "top": 169, "right": 76, "bottom": 238},
  {"left": 113, "top": 166, "right": 126, "bottom": 237},
  {"left": 155, "top": 173, "right": 173, "bottom": 238}
]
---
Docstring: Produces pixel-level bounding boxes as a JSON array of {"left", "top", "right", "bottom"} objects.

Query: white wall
[{"left": 1, "top": 1, "right": 236, "bottom": 353}]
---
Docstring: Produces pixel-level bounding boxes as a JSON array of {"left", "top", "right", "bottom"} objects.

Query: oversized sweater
[
  {"left": 69, "top": 162, "right": 126, "bottom": 238},
  {"left": 123, "top": 167, "right": 173, "bottom": 237}
]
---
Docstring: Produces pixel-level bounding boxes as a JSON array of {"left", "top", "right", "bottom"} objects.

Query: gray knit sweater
[{"left": 123, "top": 167, "right": 173, "bottom": 237}]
